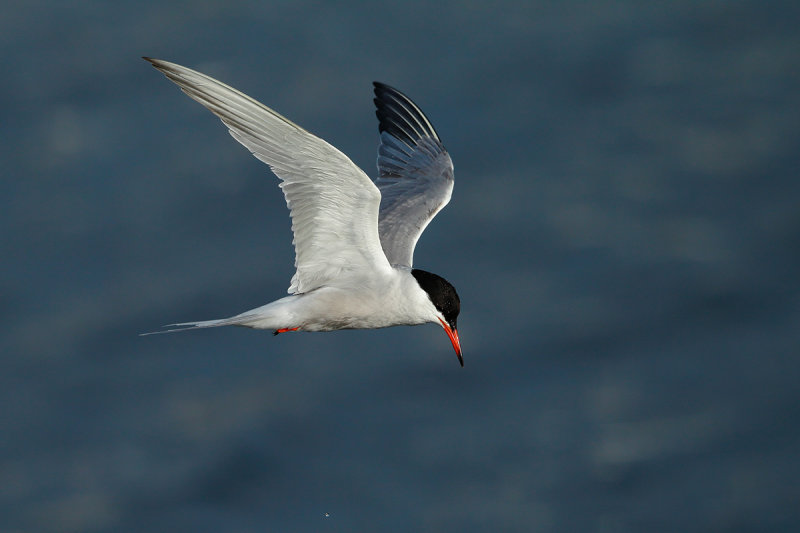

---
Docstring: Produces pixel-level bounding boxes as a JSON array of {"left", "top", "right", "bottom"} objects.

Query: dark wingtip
[
  {"left": 372, "top": 81, "right": 440, "bottom": 144},
  {"left": 372, "top": 81, "right": 395, "bottom": 91}
]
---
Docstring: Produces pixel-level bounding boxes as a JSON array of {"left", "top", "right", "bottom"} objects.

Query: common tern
[{"left": 143, "top": 58, "right": 462, "bottom": 366}]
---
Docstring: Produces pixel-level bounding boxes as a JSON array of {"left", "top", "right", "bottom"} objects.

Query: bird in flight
[{"left": 143, "top": 58, "right": 462, "bottom": 366}]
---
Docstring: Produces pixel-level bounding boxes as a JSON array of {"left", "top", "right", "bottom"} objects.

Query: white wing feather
[{"left": 146, "top": 58, "right": 392, "bottom": 294}]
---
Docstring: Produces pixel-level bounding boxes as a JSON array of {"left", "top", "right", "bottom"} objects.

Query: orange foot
[{"left": 273, "top": 327, "right": 300, "bottom": 336}]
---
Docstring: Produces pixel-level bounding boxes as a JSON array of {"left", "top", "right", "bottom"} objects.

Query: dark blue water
[{"left": 3, "top": 2, "right": 799, "bottom": 531}]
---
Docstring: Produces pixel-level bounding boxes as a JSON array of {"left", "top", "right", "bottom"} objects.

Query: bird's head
[{"left": 411, "top": 269, "right": 462, "bottom": 366}]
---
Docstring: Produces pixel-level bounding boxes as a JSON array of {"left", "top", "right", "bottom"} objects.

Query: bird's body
[
  {"left": 144, "top": 58, "right": 462, "bottom": 365},
  {"left": 177, "top": 268, "right": 435, "bottom": 332}
]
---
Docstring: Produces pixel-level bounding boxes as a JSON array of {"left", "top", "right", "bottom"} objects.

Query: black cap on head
[{"left": 411, "top": 269, "right": 460, "bottom": 329}]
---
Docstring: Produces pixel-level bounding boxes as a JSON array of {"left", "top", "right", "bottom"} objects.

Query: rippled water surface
[{"left": 2, "top": 2, "right": 799, "bottom": 531}]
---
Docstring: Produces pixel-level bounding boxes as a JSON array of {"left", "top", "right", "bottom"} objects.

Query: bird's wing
[
  {"left": 146, "top": 58, "right": 392, "bottom": 294},
  {"left": 372, "top": 82, "right": 454, "bottom": 268}
]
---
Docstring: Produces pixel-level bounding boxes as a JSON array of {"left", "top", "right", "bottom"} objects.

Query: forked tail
[
  {"left": 140, "top": 297, "right": 296, "bottom": 336},
  {"left": 140, "top": 315, "right": 257, "bottom": 336}
]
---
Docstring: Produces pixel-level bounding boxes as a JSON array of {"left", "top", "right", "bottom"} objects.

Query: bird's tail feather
[
  {"left": 139, "top": 314, "right": 256, "bottom": 336},
  {"left": 141, "top": 296, "right": 296, "bottom": 336}
]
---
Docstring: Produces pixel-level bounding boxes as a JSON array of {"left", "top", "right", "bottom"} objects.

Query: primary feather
[{"left": 373, "top": 82, "right": 454, "bottom": 267}]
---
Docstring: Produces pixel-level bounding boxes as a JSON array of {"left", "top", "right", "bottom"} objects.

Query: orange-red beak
[{"left": 438, "top": 318, "right": 463, "bottom": 367}]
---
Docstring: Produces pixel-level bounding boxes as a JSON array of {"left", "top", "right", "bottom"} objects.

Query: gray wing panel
[{"left": 373, "top": 82, "right": 454, "bottom": 267}]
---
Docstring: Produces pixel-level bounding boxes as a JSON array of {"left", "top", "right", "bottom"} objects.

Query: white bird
[{"left": 143, "top": 58, "right": 462, "bottom": 366}]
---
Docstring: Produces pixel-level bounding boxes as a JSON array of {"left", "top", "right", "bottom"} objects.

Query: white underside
[{"left": 156, "top": 267, "right": 440, "bottom": 334}]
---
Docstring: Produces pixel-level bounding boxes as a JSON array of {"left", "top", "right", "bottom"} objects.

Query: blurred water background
[{"left": 2, "top": 2, "right": 799, "bottom": 531}]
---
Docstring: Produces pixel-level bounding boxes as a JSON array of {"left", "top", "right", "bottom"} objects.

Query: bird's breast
[{"left": 295, "top": 272, "right": 430, "bottom": 331}]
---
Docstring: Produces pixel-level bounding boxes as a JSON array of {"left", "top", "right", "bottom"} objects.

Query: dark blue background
[{"left": 2, "top": 2, "right": 799, "bottom": 531}]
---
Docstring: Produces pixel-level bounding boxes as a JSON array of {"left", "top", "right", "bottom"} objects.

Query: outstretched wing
[
  {"left": 372, "top": 82, "right": 454, "bottom": 268},
  {"left": 146, "top": 58, "right": 391, "bottom": 294}
]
